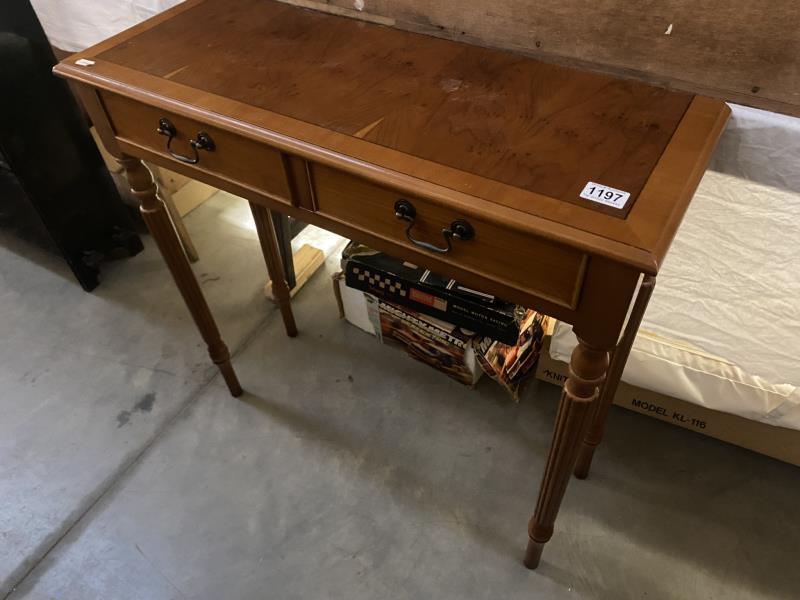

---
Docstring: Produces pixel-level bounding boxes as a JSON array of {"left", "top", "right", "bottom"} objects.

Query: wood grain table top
[{"left": 56, "top": 0, "right": 730, "bottom": 273}]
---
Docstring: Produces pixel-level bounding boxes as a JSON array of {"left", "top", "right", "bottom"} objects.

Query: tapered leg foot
[
  {"left": 525, "top": 337, "right": 610, "bottom": 568},
  {"left": 120, "top": 156, "right": 243, "bottom": 397},
  {"left": 249, "top": 201, "right": 298, "bottom": 338},
  {"left": 523, "top": 539, "right": 545, "bottom": 569},
  {"left": 277, "top": 302, "right": 298, "bottom": 338},
  {"left": 215, "top": 353, "right": 244, "bottom": 397}
]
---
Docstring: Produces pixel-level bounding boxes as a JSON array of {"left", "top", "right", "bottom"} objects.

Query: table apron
[{"left": 95, "top": 87, "right": 640, "bottom": 346}]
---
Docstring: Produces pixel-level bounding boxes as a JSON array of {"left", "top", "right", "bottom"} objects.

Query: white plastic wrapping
[
  {"left": 551, "top": 169, "right": 800, "bottom": 430},
  {"left": 551, "top": 322, "right": 800, "bottom": 430},
  {"left": 646, "top": 170, "right": 800, "bottom": 387}
]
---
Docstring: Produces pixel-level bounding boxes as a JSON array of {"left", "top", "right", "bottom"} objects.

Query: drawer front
[
  {"left": 311, "top": 164, "right": 586, "bottom": 309},
  {"left": 100, "top": 92, "right": 292, "bottom": 202}
]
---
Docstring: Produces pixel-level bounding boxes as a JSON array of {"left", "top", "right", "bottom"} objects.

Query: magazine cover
[
  {"left": 476, "top": 311, "right": 550, "bottom": 401},
  {"left": 378, "top": 299, "right": 482, "bottom": 386}
]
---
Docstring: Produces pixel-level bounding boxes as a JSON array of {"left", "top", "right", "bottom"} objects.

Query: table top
[{"left": 57, "top": 0, "right": 729, "bottom": 273}]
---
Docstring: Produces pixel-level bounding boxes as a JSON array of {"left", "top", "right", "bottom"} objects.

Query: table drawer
[
  {"left": 311, "top": 164, "right": 587, "bottom": 309},
  {"left": 100, "top": 92, "right": 292, "bottom": 202}
]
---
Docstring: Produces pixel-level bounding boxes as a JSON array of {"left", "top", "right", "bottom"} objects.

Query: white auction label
[{"left": 579, "top": 182, "right": 630, "bottom": 209}]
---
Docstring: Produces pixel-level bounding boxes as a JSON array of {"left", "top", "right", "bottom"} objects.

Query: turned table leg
[
  {"left": 249, "top": 201, "right": 298, "bottom": 338},
  {"left": 524, "top": 337, "right": 610, "bottom": 569},
  {"left": 574, "top": 275, "right": 656, "bottom": 479},
  {"left": 120, "top": 156, "right": 242, "bottom": 397}
]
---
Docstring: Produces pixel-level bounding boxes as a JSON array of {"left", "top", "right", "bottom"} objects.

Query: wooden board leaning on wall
[{"left": 282, "top": 0, "right": 800, "bottom": 117}]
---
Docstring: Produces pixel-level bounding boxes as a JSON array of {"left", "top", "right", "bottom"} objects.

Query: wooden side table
[{"left": 55, "top": 0, "right": 729, "bottom": 568}]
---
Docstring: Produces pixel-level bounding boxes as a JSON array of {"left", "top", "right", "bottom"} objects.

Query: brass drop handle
[
  {"left": 156, "top": 117, "right": 215, "bottom": 164},
  {"left": 394, "top": 199, "right": 475, "bottom": 254}
]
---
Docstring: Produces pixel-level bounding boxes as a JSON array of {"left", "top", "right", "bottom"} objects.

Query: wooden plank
[
  {"left": 93, "top": 124, "right": 214, "bottom": 217},
  {"left": 280, "top": 0, "right": 800, "bottom": 116},
  {"left": 264, "top": 244, "right": 325, "bottom": 299},
  {"left": 152, "top": 166, "right": 190, "bottom": 195},
  {"left": 169, "top": 178, "right": 217, "bottom": 217}
]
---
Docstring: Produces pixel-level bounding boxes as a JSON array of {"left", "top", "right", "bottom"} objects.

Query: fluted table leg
[
  {"left": 574, "top": 275, "right": 656, "bottom": 479},
  {"left": 524, "top": 337, "right": 610, "bottom": 569},
  {"left": 120, "top": 156, "right": 242, "bottom": 397}
]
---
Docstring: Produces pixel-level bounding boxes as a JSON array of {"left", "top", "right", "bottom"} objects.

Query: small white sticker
[
  {"left": 74, "top": 58, "right": 95, "bottom": 66},
  {"left": 579, "top": 182, "right": 630, "bottom": 209}
]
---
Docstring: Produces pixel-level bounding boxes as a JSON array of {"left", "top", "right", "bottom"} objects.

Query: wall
[{"left": 282, "top": 0, "right": 800, "bottom": 116}]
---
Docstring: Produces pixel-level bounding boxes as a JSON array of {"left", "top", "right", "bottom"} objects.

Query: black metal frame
[{"left": 271, "top": 211, "right": 308, "bottom": 290}]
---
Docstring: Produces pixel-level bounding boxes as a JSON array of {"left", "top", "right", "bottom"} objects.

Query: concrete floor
[{"left": 2, "top": 193, "right": 799, "bottom": 600}]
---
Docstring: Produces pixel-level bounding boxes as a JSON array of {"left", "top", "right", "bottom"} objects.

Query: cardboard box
[
  {"left": 333, "top": 274, "right": 483, "bottom": 386},
  {"left": 535, "top": 334, "right": 800, "bottom": 467},
  {"left": 334, "top": 272, "right": 549, "bottom": 396}
]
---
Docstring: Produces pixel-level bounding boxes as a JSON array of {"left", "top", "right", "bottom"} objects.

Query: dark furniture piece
[
  {"left": 0, "top": 0, "right": 142, "bottom": 290},
  {"left": 271, "top": 211, "right": 306, "bottom": 290}
]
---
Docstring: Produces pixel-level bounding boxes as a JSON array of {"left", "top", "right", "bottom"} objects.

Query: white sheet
[
  {"left": 31, "top": 0, "right": 184, "bottom": 52},
  {"left": 552, "top": 168, "right": 800, "bottom": 429},
  {"left": 647, "top": 170, "right": 800, "bottom": 387}
]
